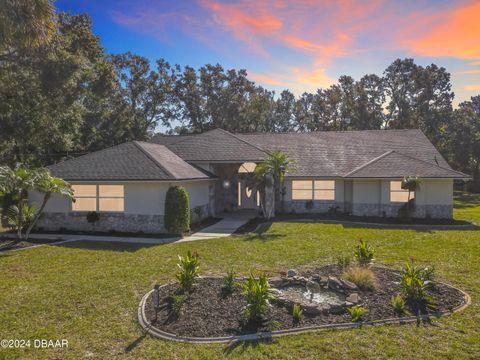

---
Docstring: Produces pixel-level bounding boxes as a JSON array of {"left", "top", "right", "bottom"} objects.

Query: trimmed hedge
[{"left": 164, "top": 186, "right": 190, "bottom": 235}]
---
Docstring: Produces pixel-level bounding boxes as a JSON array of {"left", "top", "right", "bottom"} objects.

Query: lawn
[{"left": 1, "top": 194, "right": 480, "bottom": 359}]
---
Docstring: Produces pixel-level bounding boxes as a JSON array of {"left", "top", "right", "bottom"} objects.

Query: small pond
[{"left": 276, "top": 284, "right": 343, "bottom": 307}]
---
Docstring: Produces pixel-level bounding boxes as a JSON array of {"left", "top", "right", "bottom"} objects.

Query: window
[
  {"left": 72, "top": 185, "right": 97, "bottom": 211},
  {"left": 390, "top": 181, "right": 413, "bottom": 203},
  {"left": 292, "top": 180, "right": 336, "bottom": 200},
  {"left": 72, "top": 184, "right": 124, "bottom": 212}
]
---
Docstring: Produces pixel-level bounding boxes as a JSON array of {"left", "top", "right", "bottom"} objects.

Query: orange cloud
[
  {"left": 465, "top": 84, "right": 480, "bottom": 91},
  {"left": 248, "top": 72, "right": 285, "bottom": 87},
  {"left": 470, "top": 61, "right": 480, "bottom": 66},
  {"left": 458, "top": 69, "right": 480, "bottom": 74},
  {"left": 407, "top": 1, "right": 480, "bottom": 59}
]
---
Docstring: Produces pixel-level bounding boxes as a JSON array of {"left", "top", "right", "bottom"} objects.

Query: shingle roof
[
  {"left": 150, "top": 128, "right": 267, "bottom": 162},
  {"left": 343, "top": 151, "right": 468, "bottom": 178},
  {"left": 48, "top": 141, "right": 213, "bottom": 181},
  {"left": 235, "top": 129, "right": 469, "bottom": 178}
]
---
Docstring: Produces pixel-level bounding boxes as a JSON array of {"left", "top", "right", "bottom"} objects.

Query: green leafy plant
[
  {"left": 292, "top": 304, "right": 303, "bottom": 323},
  {"left": 193, "top": 206, "right": 204, "bottom": 223},
  {"left": 164, "top": 186, "right": 190, "bottom": 235},
  {"left": 222, "top": 268, "right": 235, "bottom": 294},
  {"left": 401, "top": 259, "right": 435, "bottom": 310},
  {"left": 176, "top": 251, "right": 200, "bottom": 293},
  {"left": 171, "top": 294, "right": 187, "bottom": 316},
  {"left": 305, "top": 200, "right": 314, "bottom": 210},
  {"left": 391, "top": 294, "right": 410, "bottom": 316},
  {"left": 86, "top": 211, "right": 100, "bottom": 224},
  {"left": 337, "top": 255, "right": 352, "bottom": 271},
  {"left": 354, "top": 239, "right": 375, "bottom": 267},
  {"left": 401, "top": 176, "right": 423, "bottom": 215},
  {"left": 348, "top": 305, "right": 368, "bottom": 322},
  {"left": 239, "top": 272, "right": 271, "bottom": 320},
  {"left": 343, "top": 266, "right": 378, "bottom": 291}
]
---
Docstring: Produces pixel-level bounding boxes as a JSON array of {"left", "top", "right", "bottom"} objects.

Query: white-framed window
[
  {"left": 72, "top": 184, "right": 125, "bottom": 212},
  {"left": 292, "top": 180, "right": 336, "bottom": 201},
  {"left": 390, "top": 181, "right": 413, "bottom": 203}
]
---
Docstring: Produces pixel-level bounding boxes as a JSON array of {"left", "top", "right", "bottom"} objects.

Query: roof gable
[
  {"left": 48, "top": 142, "right": 212, "bottom": 181},
  {"left": 344, "top": 151, "right": 469, "bottom": 178}
]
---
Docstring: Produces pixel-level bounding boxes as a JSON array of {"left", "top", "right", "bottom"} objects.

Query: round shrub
[{"left": 164, "top": 186, "right": 190, "bottom": 235}]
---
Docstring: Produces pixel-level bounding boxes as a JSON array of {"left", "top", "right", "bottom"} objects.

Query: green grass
[{"left": 1, "top": 194, "right": 480, "bottom": 359}]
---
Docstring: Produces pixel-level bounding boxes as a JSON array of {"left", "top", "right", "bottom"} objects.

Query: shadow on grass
[
  {"left": 125, "top": 333, "right": 148, "bottom": 353},
  {"left": 54, "top": 240, "right": 160, "bottom": 252},
  {"left": 223, "top": 337, "right": 274, "bottom": 356}
]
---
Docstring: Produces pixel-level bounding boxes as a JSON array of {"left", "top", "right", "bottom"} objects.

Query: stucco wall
[{"left": 31, "top": 180, "right": 213, "bottom": 233}]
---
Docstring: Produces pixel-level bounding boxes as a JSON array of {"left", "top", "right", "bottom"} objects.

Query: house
[{"left": 31, "top": 129, "right": 470, "bottom": 233}]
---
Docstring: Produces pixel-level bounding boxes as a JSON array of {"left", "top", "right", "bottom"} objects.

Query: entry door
[{"left": 239, "top": 181, "right": 257, "bottom": 209}]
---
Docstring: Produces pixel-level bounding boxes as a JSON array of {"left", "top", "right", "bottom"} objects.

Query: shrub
[
  {"left": 164, "top": 186, "right": 190, "bottom": 235},
  {"left": 176, "top": 251, "right": 200, "bottom": 293},
  {"left": 193, "top": 206, "right": 204, "bottom": 223},
  {"left": 400, "top": 259, "right": 435, "bottom": 309},
  {"left": 354, "top": 239, "right": 375, "bottom": 266},
  {"left": 391, "top": 294, "right": 410, "bottom": 316},
  {"left": 337, "top": 255, "right": 352, "bottom": 271},
  {"left": 222, "top": 268, "right": 235, "bottom": 294},
  {"left": 239, "top": 272, "right": 271, "bottom": 320},
  {"left": 171, "top": 294, "right": 187, "bottom": 316},
  {"left": 343, "top": 266, "right": 378, "bottom": 291},
  {"left": 292, "top": 304, "right": 303, "bottom": 323},
  {"left": 348, "top": 305, "right": 368, "bottom": 322},
  {"left": 305, "top": 200, "right": 314, "bottom": 210},
  {"left": 86, "top": 211, "right": 99, "bottom": 224}
]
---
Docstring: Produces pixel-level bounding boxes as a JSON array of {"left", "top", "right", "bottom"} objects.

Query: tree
[
  {"left": 261, "top": 151, "right": 296, "bottom": 214},
  {"left": 0, "top": 164, "right": 73, "bottom": 241},
  {"left": 448, "top": 96, "right": 480, "bottom": 191},
  {"left": 401, "top": 176, "right": 422, "bottom": 215},
  {"left": 0, "top": 0, "right": 55, "bottom": 56}
]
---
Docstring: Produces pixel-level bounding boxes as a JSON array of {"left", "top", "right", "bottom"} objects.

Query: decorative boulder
[
  {"left": 340, "top": 279, "right": 358, "bottom": 291},
  {"left": 287, "top": 269, "right": 297, "bottom": 277},
  {"left": 346, "top": 293, "right": 361, "bottom": 304},
  {"left": 327, "top": 276, "right": 343, "bottom": 290}
]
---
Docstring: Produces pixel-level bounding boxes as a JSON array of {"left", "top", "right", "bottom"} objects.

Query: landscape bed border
[{"left": 137, "top": 276, "right": 471, "bottom": 344}]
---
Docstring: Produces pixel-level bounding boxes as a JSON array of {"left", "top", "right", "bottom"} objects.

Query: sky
[{"left": 57, "top": 0, "right": 480, "bottom": 106}]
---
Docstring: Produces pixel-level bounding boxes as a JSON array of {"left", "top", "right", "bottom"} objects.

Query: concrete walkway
[{"left": 4, "top": 210, "right": 257, "bottom": 247}]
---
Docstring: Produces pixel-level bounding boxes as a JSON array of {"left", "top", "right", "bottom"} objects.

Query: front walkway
[{"left": 12, "top": 209, "right": 257, "bottom": 246}]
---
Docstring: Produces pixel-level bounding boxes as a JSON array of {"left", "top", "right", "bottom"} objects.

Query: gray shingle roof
[
  {"left": 48, "top": 141, "right": 213, "bottom": 181},
  {"left": 150, "top": 129, "right": 267, "bottom": 162},
  {"left": 344, "top": 151, "right": 468, "bottom": 178},
  {"left": 235, "top": 129, "right": 469, "bottom": 178}
]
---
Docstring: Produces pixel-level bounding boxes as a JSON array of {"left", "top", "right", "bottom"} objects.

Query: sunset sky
[{"left": 57, "top": 0, "right": 480, "bottom": 106}]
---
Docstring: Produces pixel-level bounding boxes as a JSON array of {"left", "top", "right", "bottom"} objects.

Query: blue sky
[{"left": 57, "top": 0, "right": 480, "bottom": 106}]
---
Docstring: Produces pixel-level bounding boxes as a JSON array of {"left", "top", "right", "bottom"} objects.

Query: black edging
[{"left": 137, "top": 280, "right": 471, "bottom": 344}]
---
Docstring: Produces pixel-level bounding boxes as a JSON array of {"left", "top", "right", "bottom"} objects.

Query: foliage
[
  {"left": 343, "top": 267, "right": 378, "bottom": 291},
  {"left": 164, "top": 186, "right": 190, "bottom": 235},
  {"left": 238, "top": 272, "right": 271, "bottom": 320},
  {"left": 305, "top": 200, "right": 314, "bottom": 210},
  {"left": 292, "top": 304, "right": 303, "bottom": 323},
  {"left": 401, "top": 176, "right": 423, "bottom": 215},
  {"left": 348, "top": 305, "right": 368, "bottom": 322},
  {"left": 391, "top": 294, "right": 410, "bottom": 316},
  {"left": 354, "top": 239, "right": 375, "bottom": 267},
  {"left": 170, "top": 294, "right": 187, "bottom": 317},
  {"left": 175, "top": 251, "right": 200, "bottom": 293},
  {"left": 86, "top": 211, "right": 100, "bottom": 224},
  {"left": 193, "top": 206, "right": 204, "bottom": 223},
  {"left": 222, "top": 268, "right": 236, "bottom": 295},
  {"left": 0, "top": 164, "right": 73, "bottom": 240},
  {"left": 4, "top": 204, "right": 37, "bottom": 232},
  {"left": 336, "top": 255, "right": 352, "bottom": 271},
  {"left": 400, "top": 259, "right": 435, "bottom": 310}
]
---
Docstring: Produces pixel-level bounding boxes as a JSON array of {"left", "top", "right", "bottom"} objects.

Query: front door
[{"left": 238, "top": 180, "right": 257, "bottom": 209}]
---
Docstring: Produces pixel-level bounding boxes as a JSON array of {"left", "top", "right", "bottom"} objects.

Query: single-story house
[{"left": 31, "top": 129, "right": 470, "bottom": 233}]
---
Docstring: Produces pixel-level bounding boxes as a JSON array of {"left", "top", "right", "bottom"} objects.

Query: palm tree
[
  {"left": 401, "top": 176, "right": 422, "bottom": 215},
  {"left": 0, "top": 164, "right": 73, "bottom": 241}
]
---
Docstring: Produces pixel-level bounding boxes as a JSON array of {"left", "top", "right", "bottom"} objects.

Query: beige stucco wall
[
  {"left": 30, "top": 180, "right": 213, "bottom": 216},
  {"left": 352, "top": 180, "right": 381, "bottom": 204}
]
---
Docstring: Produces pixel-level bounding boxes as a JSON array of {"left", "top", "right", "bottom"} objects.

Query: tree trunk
[
  {"left": 25, "top": 193, "right": 50, "bottom": 241},
  {"left": 17, "top": 200, "right": 24, "bottom": 240}
]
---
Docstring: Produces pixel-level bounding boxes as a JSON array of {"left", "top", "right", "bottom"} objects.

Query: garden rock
[
  {"left": 346, "top": 293, "right": 361, "bottom": 304},
  {"left": 340, "top": 279, "right": 358, "bottom": 291},
  {"left": 327, "top": 276, "right": 343, "bottom": 290},
  {"left": 287, "top": 269, "right": 297, "bottom": 277}
]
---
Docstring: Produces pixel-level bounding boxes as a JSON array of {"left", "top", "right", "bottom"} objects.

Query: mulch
[
  {"left": 144, "top": 266, "right": 466, "bottom": 338},
  {"left": 0, "top": 237, "right": 60, "bottom": 252}
]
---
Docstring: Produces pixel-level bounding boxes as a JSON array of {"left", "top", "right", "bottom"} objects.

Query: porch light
[{"left": 223, "top": 180, "right": 230, "bottom": 189}]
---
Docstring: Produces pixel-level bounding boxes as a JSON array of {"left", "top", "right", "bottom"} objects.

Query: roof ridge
[
  {"left": 215, "top": 128, "right": 269, "bottom": 155},
  {"left": 343, "top": 150, "right": 395, "bottom": 177},
  {"left": 48, "top": 142, "right": 131, "bottom": 167},
  {"left": 132, "top": 141, "right": 175, "bottom": 179},
  {"left": 236, "top": 129, "right": 423, "bottom": 136}
]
